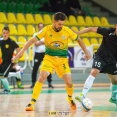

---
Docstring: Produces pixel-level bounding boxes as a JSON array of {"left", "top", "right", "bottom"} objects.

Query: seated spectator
[
  {"left": 49, "top": 0, "right": 72, "bottom": 16},
  {"left": 10, "top": 63, "right": 24, "bottom": 89},
  {"left": 65, "top": 0, "right": 86, "bottom": 17}
]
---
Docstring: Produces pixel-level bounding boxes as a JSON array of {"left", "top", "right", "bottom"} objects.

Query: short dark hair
[
  {"left": 3, "top": 26, "right": 10, "bottom": 32},
  {"left": 54, "top": 12, "right": 67, "bottom": 21}
]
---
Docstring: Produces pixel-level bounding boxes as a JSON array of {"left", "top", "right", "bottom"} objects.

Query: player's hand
[
  {"left": 12, "top": 51, "right": 23, "bottom": 63},
  {"left": 84, "top": 53, "right": 91, "bottom": 61}
]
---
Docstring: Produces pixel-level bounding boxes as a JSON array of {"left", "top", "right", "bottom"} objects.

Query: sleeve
[
  {"left": 35, "top": 27, "right": 47, "bottom": 40},
  {"left": 12, "top": 41, "right": 19, "bottom": 49},
  {"left": 68, "top": 28, "right": 78, "bottom": 41},
  {"left": 97, "top": 27, "right": 110, "bottom": 36}
]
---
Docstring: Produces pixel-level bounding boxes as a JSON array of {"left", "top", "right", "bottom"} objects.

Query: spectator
[
  {"left": 65, "top": 0, "right": 85, "bottom": 17},
  {"left": 49, "top": 0, "right": 71, "bottom": 16}
]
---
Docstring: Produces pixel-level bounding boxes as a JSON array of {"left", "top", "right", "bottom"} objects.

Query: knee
[
  {"left": 38, "top": 74, "right": 46, "bottom": 83},
  {"left": 111, "top": 78, "right": 117, "bottom": 84},
  {"left": 90, "top": 69, "right": 99, "bottom": 77}
]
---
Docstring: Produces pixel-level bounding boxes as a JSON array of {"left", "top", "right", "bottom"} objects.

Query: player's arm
[
  {"left": 15, "top": 47, "right": 21, "bottom": 54},
  {"left": 12, "top": 37, "right": 38, "bottom": 62},
  {"left": 35, "top": 41, "right": 44, "bottom": 46},
  {"left": 72, "top": 27, "right": 98, "bottom": 35},
  {"left": 77, "top": 37, "right": 91, "bottom": 61},
  {"left": 68, "top": 27, "right": 91, "bottom": 61}
]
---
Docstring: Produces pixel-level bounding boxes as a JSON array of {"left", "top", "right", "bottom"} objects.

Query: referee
[{"left": 30, "top": 23, "right": 54, "bottom": 88}]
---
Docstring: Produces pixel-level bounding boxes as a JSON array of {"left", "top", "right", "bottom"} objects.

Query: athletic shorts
[
  {"left": 40, "top": 54, "right": 71, "bottom": 78},
  {"left": 0, "top": 62, "right": 11, "bottom": 77},
  {"left": 92, "top": 54, "right": 117, "bottom": 75},
  {"left": 0, "top": 62, "right": 14, "bottom": 77}
]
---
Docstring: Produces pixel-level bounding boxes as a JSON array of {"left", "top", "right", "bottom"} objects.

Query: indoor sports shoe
[
  {"left": 75, "top": 93, "right": 85, "bottom": 102},
  {"left": 66, "top": 97, "right": 76, "bottom": 110},
  {"left": 109, "top": 98, "right": 117, "bottom": 105},
  {"left": 48, "top": 84, "right": 54, "bottom": 89},
  {"left": 1, "top": 89, "right": 10, "bottom": 94},
  {"left": 25, "top": 104, "right": 34, "bottom": 111},
  {"left": 18, "top": 84, "right": 24, "bottom": 89}
]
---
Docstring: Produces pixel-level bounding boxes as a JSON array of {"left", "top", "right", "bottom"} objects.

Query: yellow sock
[
  {"left": 17, "top": 81, "right": 21, "bottom": 85},
  {"left": 66, "top": 85, "right": 74, "bottom": 100},
  {"left": 30, "top": 81, "right": 43, "bottom": 105}
]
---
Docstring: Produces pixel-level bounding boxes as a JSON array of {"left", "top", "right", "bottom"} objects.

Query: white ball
[{"left": 81, "top": 98, "right": 93, "bottom": 112}]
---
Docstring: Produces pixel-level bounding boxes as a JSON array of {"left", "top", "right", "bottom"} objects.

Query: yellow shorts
[{"left": 40, "top": 55, "right": 71, "bottom": 78}]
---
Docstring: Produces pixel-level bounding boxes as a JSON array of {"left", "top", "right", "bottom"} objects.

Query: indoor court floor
[{"left": 0, "top": 85, "right": 117, "bottom": 117}]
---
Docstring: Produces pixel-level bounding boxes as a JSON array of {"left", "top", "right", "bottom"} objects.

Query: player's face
[
  {"left": 2, "top": 29, "right": 9, "bottom": 40},
  {"left": 53, "top": 20, "right": 65, "bottom": 32}
]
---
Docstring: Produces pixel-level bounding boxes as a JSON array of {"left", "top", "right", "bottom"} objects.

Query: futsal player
[
  {"left": 12, "top": 12, "right": 90, "bottom": 111},
  {"left": 73, "top": 26, "right": 117, "bottom": 105}
]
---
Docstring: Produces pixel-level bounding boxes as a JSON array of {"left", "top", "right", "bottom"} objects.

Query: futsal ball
[{"left": 81, "top": 98, "right": 93, "bottom": 112}]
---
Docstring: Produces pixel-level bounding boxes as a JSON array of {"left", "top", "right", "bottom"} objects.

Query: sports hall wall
[{"left": 92, "top": 0, "right": 117, "bottom": 15}]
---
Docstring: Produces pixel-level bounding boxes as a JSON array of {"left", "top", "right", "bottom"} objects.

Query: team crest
[
  {"left": 5, "top": 44, "right": 9, "bottom": 48},
  {"left": 61, "top": 35, "right": 66, "bottom": 39}
]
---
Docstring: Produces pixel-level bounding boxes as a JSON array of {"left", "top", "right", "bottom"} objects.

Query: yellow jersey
[{"left": 36, "top": 25, "right": 78, "bottom": 57}]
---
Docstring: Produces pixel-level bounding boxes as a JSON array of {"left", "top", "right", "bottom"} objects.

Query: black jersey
[
  {"left": 96, "top": 27, "right": 117, "bottom": 63},
  {"left": 0, "top": 37, "right": 19, "bottom": 63}
]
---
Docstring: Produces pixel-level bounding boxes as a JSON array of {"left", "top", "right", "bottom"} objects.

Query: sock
[
  {"left": 30, "top": 81, "right": 43, "bottom": 105},
  {"left": 17, "top": 81, "right": 21, "bottom": 85},
  {"left": 15, "top": 78, "right": 21, "bottom": 85},
  {"left": 82, "top": 75, "right": 95, "bottom": 97},
  {"left": 110, "top": 83, "right": 117, "bottom": 100},
  {"left": 0, "top": 78, "right": 10, "bottom": 90},
  {"left": 66, "top": 85, "right": 74, "bottom": 100}
]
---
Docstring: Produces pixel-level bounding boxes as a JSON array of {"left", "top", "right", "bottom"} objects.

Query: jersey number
[
  {"left": 95, "top": 62, "right": 101, "bottom": 67},
  {"left": 63, "top": 64, "right": 66, "bottom": 70}
]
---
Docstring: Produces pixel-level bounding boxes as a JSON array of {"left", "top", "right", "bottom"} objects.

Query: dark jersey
[
  {"left": 96, "top": 27, "right": 117, "bottom": 63},
  {"left": 0, "top": 37, "right": 19, "bottom": 63}
]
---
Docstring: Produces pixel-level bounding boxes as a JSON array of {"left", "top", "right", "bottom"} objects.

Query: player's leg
[
  {"left": 0, "top": 78, "right": 10, "bottom": 94},
  {"left": 76, "top": 68, "right": 99, "bottom": 101},
  {"left": 0, "top": 63, "right": 10, "bottom": 94},
  {"left": 56, "top": 58, "right": 76, "bottom": 110},
  {"left": 63, "top": 74, "right": 76, "bottom": 110},
  {"left": 26, "top": 56, "right": 54, "bottom": 111},
  {"left": 31, "top": 53, "right": 44, "bottom": 88},
  {"left": 107, "top": 74, "right": 117, "bottom": 105},
  {"left": 106, "top": 63, "right": 117, "bottom": 105},
  {"left": 26, "top": 70, "right": 49, "bottom": 111},
  {"left": 75, "top": 54, "right": 104, "bottom": 102}
]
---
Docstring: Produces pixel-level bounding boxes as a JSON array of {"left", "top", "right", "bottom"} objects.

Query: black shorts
[
  {"left": 0, "top": 62, "right": 13, "bottom": 77},
  {"left": 92, "top": 54, "right": 117, "bottom": 75}
]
